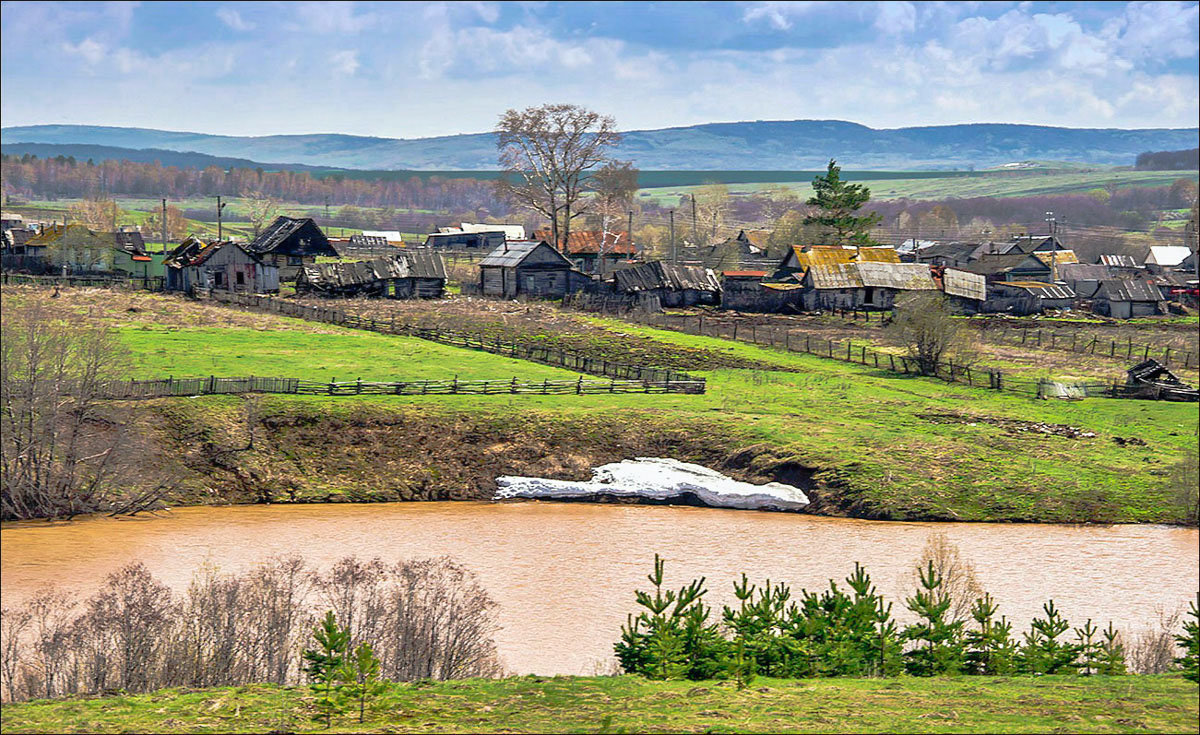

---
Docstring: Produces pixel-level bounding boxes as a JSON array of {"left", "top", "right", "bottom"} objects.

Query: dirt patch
[{"left": 919, "top": 411, "right": 1098, "bottom": 439}]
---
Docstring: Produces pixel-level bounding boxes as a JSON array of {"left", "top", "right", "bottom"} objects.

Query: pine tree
[
  {"left": 1097, "top": 622, "right": 1127, "bottom": 676},
  {"left": 902, "top": 560, "right": 964, "bottom": 676},
  {"left": 963, "top": 594, "right": 1017, "bottom": 675},
  {"left": 1175, "top": 595, "right": 1199, "bottom": 683},
  {"left": 803, "top": 159, "right": 883, "bottom": 246},
  {"left": 1074, "top": 619, "right": 1101, "bottom": 676},
  {"left": 339, "top": 642, "right": 386, "bottom": 724},
  {"left": 303, "top": 611, "right": 349, "bottom": 728},
  {"left": 1019, "top": 600, "right": 1079, "bottom": 675},
  {"left": 844, "top": 563, "right": 901, "bottom": 677}
]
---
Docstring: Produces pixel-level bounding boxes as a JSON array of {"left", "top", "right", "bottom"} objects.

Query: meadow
[{"left": 2, "top": 675, "right": 1195, "bottom": 734}]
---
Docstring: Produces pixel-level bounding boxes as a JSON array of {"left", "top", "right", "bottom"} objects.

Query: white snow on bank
[{"left": 494, "top": 457, "right": 810, "bottom": 512}]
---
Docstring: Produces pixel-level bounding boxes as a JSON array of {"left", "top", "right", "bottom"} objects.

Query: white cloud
[
  {"left": 873, "top": 1, "right": 916, "bottom": 36},
  {"left": 62, "top": 38, "right": 107, "bottom": 66},
  {"left": 330, "top": 50, "right": 360, "bottom": 75},
  {"left": 288, "top": 1, "right": 376, "bottom": 34},
  {"left": 216, "top": 8, "right": 255, "bottom": 32},
  {"left": 741, "top": 1, "right": 820, "bottom": 31}
]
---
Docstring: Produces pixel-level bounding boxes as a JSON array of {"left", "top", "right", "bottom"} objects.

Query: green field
[{"left": 1, "top": 675, "right": 1194, "bottom": 734}]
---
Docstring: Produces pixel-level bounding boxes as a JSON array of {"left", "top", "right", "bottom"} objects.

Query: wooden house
[
  {"left": 1057, "top": 263, "right": 1111, "bottom": 299},
  {"left": 533, "top": 229, "right": 637, "bottom": 274},
  {"left": 1093, "top": 278, "right": 1161, "bottom": 319},
  {"left": 962, "top": 252, "right": 1053, "bottom": 283},
  {"left": 983, "top": 282, "right": 1075, "bottom": 315},
  {"left": 478, "top": 239, "right": 590, "bottom": 299},
  {"left": 246, "top": 216, "right": 337, "bottom": 280},
  {"left": 938, "top": 267, "right": 988, "bottom": 312},
  {"left": 296, "top": 251, "right": 446, "bottom": 299},
  {"left": 914, "top": 241, "right": 985, "bottom": 268},
  {"left": 716, "top": 229, "right": 771, "bottom": 257},
  {"left": 720, "top": 270, "right": 804, "bottom": 312},
  {"left": 16, "top": 224, "right": 153, "bottom": 275},
  {"left": 612, "top": 261, "right": 721, "bottom": 307},
  {"left": 164, "top": 238, "right": 279, "bottom": 294},
  {"left": 799, "top": 261, "right": 936, "bottom": 311}
]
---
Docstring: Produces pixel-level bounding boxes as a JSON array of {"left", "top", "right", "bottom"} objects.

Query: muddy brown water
[{"left": 2, "top": 502, "right": 1197, "bottom": 676}]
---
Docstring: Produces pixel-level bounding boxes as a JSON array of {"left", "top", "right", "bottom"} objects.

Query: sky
[{"left": 1, "top": 1, "right": 1197, "bottom": 139}]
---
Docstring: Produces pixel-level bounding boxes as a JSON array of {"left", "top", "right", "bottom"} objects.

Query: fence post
[{"left": 576, "top": 376, "right": 583, "bottom": 394}]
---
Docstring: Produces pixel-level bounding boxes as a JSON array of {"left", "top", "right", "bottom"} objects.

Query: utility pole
[
  {"left": 217, "top": 196, "right": 227, "bottom": 241},
  {"left": 669, "top": 209, "right": 675, "bottom": 265},
  {"left": 1045, "top": 211, "right": 1057, "bottom": 281},
  {"left": 691, "top": 194, "right": 698, "bottom": 246},
  {"left": 161, "top": 197, "right": 168, "bottom": 254},
  {"left": 628, "top": 210, "right": 634, "bottom": 256}
]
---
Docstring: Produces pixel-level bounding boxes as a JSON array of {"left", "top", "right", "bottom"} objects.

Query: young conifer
[
  {"left": 1020, "top": 600, "right": 1079, "bottom": 675},
  {"left": 1175, "top": 596, "right": 1199, "bottom": 683},
  {"left": 303, "top": 611, "right": 349, "bottom": 728},
  {"left": 963, "top": 594, "right": 1016, "bottom": 675},
  {"left": 339, "top": 642, "right": 386, "bottom": 724},
  {"left": 1097, "top": 622, "right": 1127, "bottom": 676},
  {"left": 902, "top": 560, "right": 965, "bottom": 676}
]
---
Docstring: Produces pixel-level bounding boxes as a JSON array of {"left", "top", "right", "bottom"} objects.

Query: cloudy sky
[{"left": 1, "top": 1, "right": 1197, "bottom": 138}]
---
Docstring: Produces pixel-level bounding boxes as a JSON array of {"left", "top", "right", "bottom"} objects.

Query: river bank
[{"left": 2, "top": 675, "right": 1195, "bottom": 734}]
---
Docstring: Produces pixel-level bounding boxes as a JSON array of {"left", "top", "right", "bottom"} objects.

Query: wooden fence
[
  {"left": 617, "top": 311, "right": 1191, "bottom": 401},
  {"left": 984, "top": 326, "right": 1196, "bottom": 370},
  {"left": 206, "top": 290, "right": 702, "bottom": 386},
  {"left": 1, "top": 272, "right": 165, "bottom": 291},
  {"left": 97, "top": 374, "right": 703, "bottom": 399}
]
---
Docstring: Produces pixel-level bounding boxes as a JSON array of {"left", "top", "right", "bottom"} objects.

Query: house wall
[{"left": 803, "top": 288, "right": 863, "bottom": 311}]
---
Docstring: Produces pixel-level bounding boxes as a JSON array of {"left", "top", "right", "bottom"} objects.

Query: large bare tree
[
  {"left": 589, "top": 160, "right": 639, "bottom": 274},
  {"left": 495, "top": 104, "right": 621, "bottom": 253}
]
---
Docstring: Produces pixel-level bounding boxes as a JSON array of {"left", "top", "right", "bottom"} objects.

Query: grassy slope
[
  {"left": 2, "top": 675, "right": 1196, "bottom": 734},
  {"left": 113, "top": 315, "right": 1197, "bottom": 522}
]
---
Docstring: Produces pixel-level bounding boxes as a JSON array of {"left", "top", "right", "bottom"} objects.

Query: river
[{"left": 2, "top": 502, "right": 1197, "bottom": 675}]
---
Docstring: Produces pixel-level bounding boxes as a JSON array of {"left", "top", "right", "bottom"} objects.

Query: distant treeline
[
  {"left": 1135, "top": 149, "right": 1200, "bottom": 171},
  {"left": 0, "top": 154, "right": 512, "bottom": 215}
]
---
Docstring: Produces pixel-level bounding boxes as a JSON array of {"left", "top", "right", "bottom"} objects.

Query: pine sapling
[
  {"left": 339, "top": 642, "right": 386, "bottom": 723},
  {"left": 303, "top": 610, "right": 349, "bottom": 728},
  {"left": 1097, "top": 623, "right": 1127, "bottom": 676},
  {"left": 1175, "top": 595, "right": 1199, "bottom": 683},
  {"left": 1020, "top": 600, "right": 1079, "bottom": 675},
  {"left": 964, "top": 594, "right": 1016, "bottom": 676},
  {"left": 902, "top": 560, "right": 964, "bottom": 676},
  {"left": 1074, "top": 619, "right": 1100, "bottom": 676}
]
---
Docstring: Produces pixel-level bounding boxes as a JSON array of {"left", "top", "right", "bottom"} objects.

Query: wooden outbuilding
[
  {"left": 296, "top": 251, "right": 446, "bottom": 299},
  {"left": 478, "top": 239, "right": 590, "bottom": 299},
  {"left": 982, "top": 281, "right": 1075, "bottom": 315},
  {"left": 613, "top": 261, "right": 721, "bottom": 307},
  {"left": 246, "top": 216, "right": 338, "bottom": 280},
  {"left": 1093, "top": 278, "right": 1161, "bottom": 319},
  {"left": 164, "top": 238, "right": 279, "bottom": 293}
]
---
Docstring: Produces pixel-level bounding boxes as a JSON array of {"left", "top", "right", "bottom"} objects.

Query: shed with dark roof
[
  {"left": 246, "top": 216, "right": 337, "bottom": 280},
  {"left": 478, "top": 240, "right": 589, "bottom": 299},
  {"left": 164, "top": 237, "right": 279, "bottom": 294},
  {"left": 296, "top": 250, "right": 446, "bottom": 299},
  {"left": 1093, "top": 278, "right": 1161, "bottom": 319},
  {"left": 612, "top": 261, "right": 721, "bottom": 307}
]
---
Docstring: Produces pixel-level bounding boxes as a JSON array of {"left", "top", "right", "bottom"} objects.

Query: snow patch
[{"left": 494, "top": 457, "right": 810, "bottom": 512}]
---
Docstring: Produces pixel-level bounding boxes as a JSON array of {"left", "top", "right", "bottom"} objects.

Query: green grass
[
  {"left": 1, "top": 675, "right": 1195, "bottom": 734},
  {"left": 118, "top": 327, "right": 582, "bottom": 382},
  {"left": 114, "top": 314, "right": 1198, "bottom": 523}
]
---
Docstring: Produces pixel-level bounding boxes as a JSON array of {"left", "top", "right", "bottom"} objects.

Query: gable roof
[
  {"left": 915, "top": 241, "right": 982, "bottom": 260},
  {"left": 247, "top": 216, "right": 337, "bottom": 257},
  {"left": 855, "top": 261, "right": 938, "bottom": 290},
  {"left": 299, "top": 251, "right": 446, "bottom": 289},
  {"left": 1058, "top": 263, "right": 1111, "bottom": 282},
  {"left": 1098, "top": 278, "right": 1161, "bottom": 302},
  {"left": 1146, "top": 245, "right": 1193, "bottom": 267},
  {"left": 164, "top": 238, "right": 264, "bottom": 269},
  {"left": 961, "top": 253, "right": 1050, "bottom": 276},
  {"left": 806, "top": 262, "right": 863, "bottom": 289},
  {"left": 613, "top": 261, "right": 721, "bottom": 293},
  {"left": 995, "top": 281, "right": 1076, "bottom": 299},
  {"left": 1031, "top": 249, "right": 1078, "bottom": 266},
  {"left": 478, "top": 239, "right": 571, "bottom": 268},
  {"left": 1098, "top": 253, "right": 1140, "bottom": 268}
]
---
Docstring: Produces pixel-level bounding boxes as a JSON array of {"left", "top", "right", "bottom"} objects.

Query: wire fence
[
  {"left": 94, "top": 374, "right": 703, "bottom": 399},
  {"left": 980, "top": 326, "right": 1196, "bottom": 370},
  {"left": 205, "top": 290, "right": 704, "bottom": 387},
  {"left": 615, "top": 311, "right": 1197, "bottom": 401}
]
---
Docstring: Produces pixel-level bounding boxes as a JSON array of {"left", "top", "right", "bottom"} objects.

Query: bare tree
[
  {"left": 692, "top": 183, "right": 731, "bottom": 244},
  {"left": 590, "top": 160, "right": 639, "bottom": 275},
  {"left": 245, "top": 191, "right": 280, "bottom": 239},
  {"left": 0, "top": 295, "right": 166, "bottom": 520},
  {"left": 911, "top": 533, "right": 984, "bottom": 624},
  {"left": 495, "top": 104, "right": 621, "bottom": 253},
  {"left": 1169, "top": 444, "right": 1199, "bottom": 526},
  {"left": 887, "top": 292, "right": 976, "bottom": 376}
]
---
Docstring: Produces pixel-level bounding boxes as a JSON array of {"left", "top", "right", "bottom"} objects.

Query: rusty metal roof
[
  {"left": 807, "top": 263, "right": 863, "bottom": 289},
  {"left": 1099, "top": 254, "right": 1140, "bottom": 268},
  {"left": 1031, "top": 250, "right": 1079, "bottom": 266},
  {"left": 722, "top": 270, "right": 768, "bottom": 278},
  {"left": 788, "top": 245, "right": 900, "bottom": 268},
  {"left": 943, "top": 268, "right": 987, "bottom": 301},
  {"left": 855, "top": 262, "right": 937, "bottom": 290}
]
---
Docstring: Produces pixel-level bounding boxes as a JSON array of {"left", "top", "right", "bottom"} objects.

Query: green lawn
[
  {"left": 119, "top": 327, "right": 582, "bottom": 382},
  {"left": 115, "top": 314, "right": 1198, "bottom": 523},
  {"left": 1, "top": 675, "right": 1195, "bottom": 734}
]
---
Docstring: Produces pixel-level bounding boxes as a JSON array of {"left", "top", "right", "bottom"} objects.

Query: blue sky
[{"left": 1, "top": 1, "right": 1197, "bottom": 138}]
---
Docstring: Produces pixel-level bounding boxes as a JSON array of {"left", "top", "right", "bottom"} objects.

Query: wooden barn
[
  {"left": 296, "top": 251, "right": 446, "bottom": 299},
  {"left": 478, "top": 239, "right": 590, "bottom": 299},
  {"left": 164, "top": 238, "right": 279, "bottom": 294},
  {"left": 612, "top": 261, "right": 722, "bottom": 307},
  {"left": 247, "top": 216, "right": 338, "bottom": 280},
  {"left": 1093, "top": 278, "right": 1161, "bottom": 319},
  {"left": 982, "top": 282, "right": 1076, "bottom": 315},
  {"left": 800, "top": 262, "right": 936, "bottom": 311}
]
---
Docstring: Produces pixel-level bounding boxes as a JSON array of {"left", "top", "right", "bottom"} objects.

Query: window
[
  {"left": 213, "top": 270, "right": 226, "bottom": 287},
  {"left": 235, "top": 271, "right": 245, "bottom": 286},
  {"left": 287, "top": 255, "right": 303, "bottom": 266}
]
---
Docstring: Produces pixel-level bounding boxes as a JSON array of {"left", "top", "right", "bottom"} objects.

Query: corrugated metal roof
[
  {"left": 1147, "top": 245, "right": 1192, "bottom": 267},
  {"left": 1098, "top": 278, "right": 1160, "bottom": 302},
  {"left": 856, "top": 246, "right": 902, "bottom": 263},
  {"left": 299, "top": 252, "right": 446, "bottom": 289},
  {"left": 807, "top": 263, "right": 863, "bottom": 289},
  {"left": 790, "top": 245, "right": 856, "bottom": 268},
  {"left": 478, "top": 240, "right": 564, "bottom": 267},
  {"left": 1001, "top": 281, "right": 1077, "bottom": 299},
  {"left": 856, "top": 262, "right": 937, "bottom": 290},
  {"left": 614, "top": 261, "right": 721, "bottom": 293},
  {"left": 1099, "top": 254, "right": 1140, "bottom": 268},
  {"left": 722, "top": 270, "right": 768, "bottom": 278},
  {"left": 533, "top": 229, "right": 636, "bottom": 255},
  {"left": 943, "top": 268, "right": 987, "bottom": 300}
]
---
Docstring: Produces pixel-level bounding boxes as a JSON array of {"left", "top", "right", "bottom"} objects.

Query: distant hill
[
  {"left": 0, "top": 142, "right": 332, "bottom": 172},
  {"left": 3, "top": 121, "right": 1197, "bottom": 171},
  {"left": 1134, "top": 148, "right": 1200, "bottom": 171}
]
